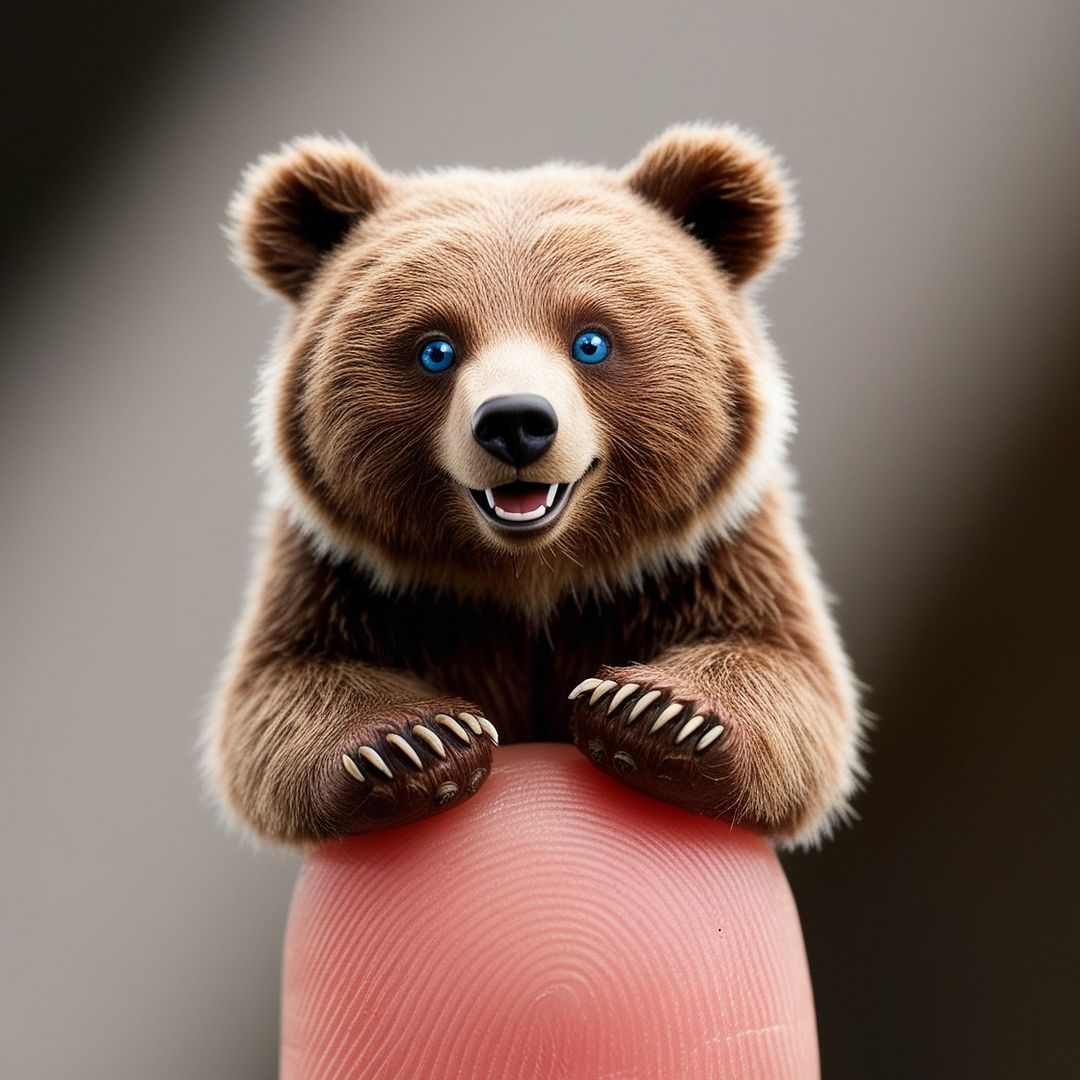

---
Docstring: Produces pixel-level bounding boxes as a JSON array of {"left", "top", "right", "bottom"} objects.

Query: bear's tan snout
[
  {"left": 436, "top": 337, "right": 601, "bottom": 492},
  {"left": 472, "top": 394, "right": 558, "bottom": 468}
]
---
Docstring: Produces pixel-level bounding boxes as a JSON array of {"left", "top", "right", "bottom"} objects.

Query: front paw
[
  {"left": 329, "top": 703, "right": 499, "bottom": 835},
  {"left": 569, "top": 668, "right": 736, "bottom": 820}
]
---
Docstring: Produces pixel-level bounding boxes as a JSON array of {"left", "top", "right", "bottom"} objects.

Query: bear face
[{"left": 231, "top": 126, "right": 797, "bottom": 615}]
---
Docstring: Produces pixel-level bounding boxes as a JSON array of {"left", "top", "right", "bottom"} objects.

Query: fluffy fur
[{"left": 206, "top": 124, "right": 864, "bottom": 848}]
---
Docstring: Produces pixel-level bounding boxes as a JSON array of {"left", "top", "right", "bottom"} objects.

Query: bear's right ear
[
  {"left": 228, "top": 136, "right": 391, "bottom": 301},
  {"left": 622, "top": 124, "right": 797, "bottom": 287}
]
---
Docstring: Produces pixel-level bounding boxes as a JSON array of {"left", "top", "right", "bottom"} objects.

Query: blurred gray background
[{"left": 2, "top": 1, "right": 1077, "bottom": 1076}]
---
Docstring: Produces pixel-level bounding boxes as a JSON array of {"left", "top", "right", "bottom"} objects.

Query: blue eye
[
  {"left": 572, "top": 330, "right": 610, "bottom": 364},
  {"left": 420, "top": 338, "right": 456, "bottom": 372}
]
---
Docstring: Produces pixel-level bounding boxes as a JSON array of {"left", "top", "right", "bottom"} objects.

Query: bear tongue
[{"left": 492, "top": 483, "right": 548, "bottom": 515}]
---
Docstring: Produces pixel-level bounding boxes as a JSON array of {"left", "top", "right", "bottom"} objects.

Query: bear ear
[
  {"left": 622, "top": 124, "right": 798, "bottom": 286},
  {"left": 228, "top": 136, "right": 392, "bottom": 300}
]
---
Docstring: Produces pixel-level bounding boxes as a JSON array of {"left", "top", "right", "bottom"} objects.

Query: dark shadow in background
[
  {"left": 0, "top": 4, "right": 221, "bottom": 298},
  {"left": 5, "top": 9, "right": 1077, "bottom": 1078},
  {"left": 785, "top": 360, "right": 1080, "bottom": 1077}
]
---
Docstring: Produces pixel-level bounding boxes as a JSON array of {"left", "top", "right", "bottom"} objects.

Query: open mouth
[{"left": 468, "top": 480, "right": 575, "bottom": 533}]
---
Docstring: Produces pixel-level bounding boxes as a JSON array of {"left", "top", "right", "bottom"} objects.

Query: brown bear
[{"left": 204, "top": 124, "right": 864, "bottom": 849}]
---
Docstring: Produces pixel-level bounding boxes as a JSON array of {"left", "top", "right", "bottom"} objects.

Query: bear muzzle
[{"left": 471, "top": 393, "right": 558, "bottom": 468}]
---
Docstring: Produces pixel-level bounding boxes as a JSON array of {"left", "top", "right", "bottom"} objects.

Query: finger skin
[{"left": 281, "top": 744, "right": 818, "bottom": 1079}]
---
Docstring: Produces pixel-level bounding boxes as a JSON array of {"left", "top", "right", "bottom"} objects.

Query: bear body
[{"left": 206, "top": 126, "right": 864, "bottom": 848}]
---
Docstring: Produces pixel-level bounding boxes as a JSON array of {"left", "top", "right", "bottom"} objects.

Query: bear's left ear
[
  {"left": 228, "top": 135, "right": 392, "bottom": 301},
  {"left": 623, "top": 124, "right": 798, "bottom": 286}
]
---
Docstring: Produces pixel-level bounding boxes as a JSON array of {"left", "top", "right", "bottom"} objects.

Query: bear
[{"left": 204, "top": 124, "right": 864, "bottom": 849}]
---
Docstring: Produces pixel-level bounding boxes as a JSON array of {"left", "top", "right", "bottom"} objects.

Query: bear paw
[
  {"left": 334, "top": 707, "right": 498, "bottom": 834},
  {"left": 568, "top": 669, "right": 737, "bottom": 820}
]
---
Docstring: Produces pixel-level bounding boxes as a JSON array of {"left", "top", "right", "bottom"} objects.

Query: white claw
[
  {"left": 357, "top": 745, "right": 393, "bottom": 779},
  {"left": 695, "top": 725, "right": 725, "bottom": 753},
  {"left": 649, "top": 701, "right": 685, "bottom": 734},
  {"left": 568, "top": 677, "right": 603, "bottom": 701},
  {"left": 607, "top": 683, "right": 640, "bottom": 714},
  {"left": 675, "top": 715, "right": 705, "bottom": 744},
  {"left": 476, "top": 716, "right": 500, "bottom": 745},
  {"left": 387, "top": 733, "right": 423, "bottom": 770},
  {"left": 627, "top": 689, "right": 662, "bottom": 723},
  {"left": 434, "top": 713, "right": 471, "bottom": 745},
  {"left": 588, "top": 680, "right": 618, "bottom": 706},
  {"left": 412, "top": 725, "right": 446, "bottom": 759},
  {"left": 457, "top": 712, "right": 483, "bottom": 735},
  {"left": 342, "top": 754, "right": 366, "bottom": 782}
]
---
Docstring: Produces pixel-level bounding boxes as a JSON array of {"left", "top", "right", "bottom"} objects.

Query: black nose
[{"left": 472, "top": 393, "right": 558, "bottom": 468}]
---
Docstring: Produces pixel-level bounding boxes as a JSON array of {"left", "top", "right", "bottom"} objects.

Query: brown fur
[{"left": 206, "top": 125, "right": 863, "bottom": 848}]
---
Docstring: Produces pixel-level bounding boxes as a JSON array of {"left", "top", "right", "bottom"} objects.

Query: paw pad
[{"left": 434, "top": 781, "right": 459, "bottom": 806}]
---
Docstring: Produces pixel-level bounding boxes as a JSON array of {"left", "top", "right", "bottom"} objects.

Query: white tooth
[
  {"left": 650, "top": 702, "right": 685, "bottom": 734},
  {"left": 627, "top": 689, "right": 662, "bottom": 722},
  {"left": 485, "top": 488, "right": 495, "bottom": 509},
  {"left": 568, "top": 678, "right": 603, "bottom": 700},
  {"left": 494, "top": 505, "right": 547, "bottom": 522},
  {"left": 675, "top": 715, "right": 705, "bottom": 744},
  {"left": 546, "top": 484, "right": 559, "bottom": 508}
]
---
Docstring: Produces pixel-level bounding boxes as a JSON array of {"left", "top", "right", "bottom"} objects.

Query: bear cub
[{"left": 205, "top": 125, "right": 864, "bottom": 848}]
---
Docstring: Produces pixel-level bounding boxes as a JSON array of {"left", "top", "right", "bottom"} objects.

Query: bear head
[{"left": 229, "top": 125, "right": 798, "bottom": 616}]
